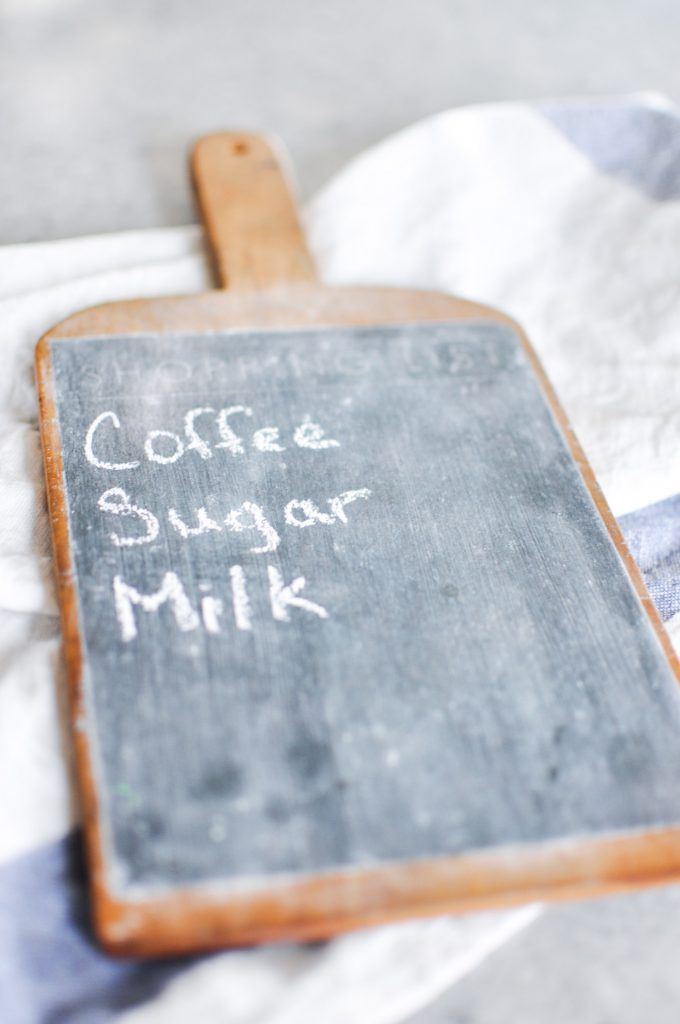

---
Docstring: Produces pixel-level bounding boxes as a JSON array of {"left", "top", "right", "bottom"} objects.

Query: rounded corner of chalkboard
[
  {"left": 34, "top": 332, "right": 52, "bottom": 368},
  {"left": 489, "top": 306, "right": 528, "bottom": 341},
  {"left": 89, "top": 892, "right": 146, "bottom": 959},
  {"left": 91, "top": 922, "right": 128, "bottom": 959}
]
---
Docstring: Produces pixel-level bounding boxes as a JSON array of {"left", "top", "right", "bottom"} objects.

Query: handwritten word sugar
[{"left": 97, "top": 488, "right": 372, "bottom": 552}]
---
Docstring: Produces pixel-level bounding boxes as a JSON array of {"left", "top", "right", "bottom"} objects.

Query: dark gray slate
[{"left": 48, "top": 322, "right": 680, "bottom": 897}]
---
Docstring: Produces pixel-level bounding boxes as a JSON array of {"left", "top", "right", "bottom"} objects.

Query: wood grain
[
  {"left": 35, "top": 133, "right": 680, "bottom": 957},
  {"left": 192, "top": 132, "right": 316, "bottom": 291}
]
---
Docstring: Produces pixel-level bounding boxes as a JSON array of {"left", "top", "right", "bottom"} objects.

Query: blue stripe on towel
[
  {"left": 540, "top": 100, "right": 680, "bottom": 200},
  {"left": 619, "top": 492, "right": 680, "bottom": 622},
  {"left": 0, "top": 832, "right": 192, "bottom": 1024}
]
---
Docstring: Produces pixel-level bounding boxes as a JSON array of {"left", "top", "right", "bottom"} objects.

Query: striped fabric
[{"left": 2, "top": 94, "right": 679, "bottom": 1022}]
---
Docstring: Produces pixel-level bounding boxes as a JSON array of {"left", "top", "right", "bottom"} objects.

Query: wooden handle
[{"left": 191, "top": 132, "right": 316, "bottom": 291}]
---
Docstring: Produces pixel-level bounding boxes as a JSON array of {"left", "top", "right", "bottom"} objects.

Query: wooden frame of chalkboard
[{"left": 35, "top": 134, "right": 680, "bottom": 957}]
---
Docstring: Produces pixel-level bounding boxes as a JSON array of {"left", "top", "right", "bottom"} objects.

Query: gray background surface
[
  {"left": 7, "top": 1, "right": 680, "bottom": 1019},
  {"left": 3, "top": 0, "right": 680, "bottom": 243}
]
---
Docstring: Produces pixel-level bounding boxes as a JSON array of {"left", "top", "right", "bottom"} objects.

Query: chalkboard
[{"left": 47, "top": 320, "right": 680, "bottom": 899}]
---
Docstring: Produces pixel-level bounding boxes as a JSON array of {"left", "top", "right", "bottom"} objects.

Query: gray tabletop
[
  {"left": 6, "top": 1, "right": 680, "bottom": 1020},
  {"left": 3, "top": 0, "right": 680, "bottom": 243}
]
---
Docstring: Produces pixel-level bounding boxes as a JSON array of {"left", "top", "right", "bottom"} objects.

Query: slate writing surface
[{"left": 50, "top": 322, "right": 680, "bottom": 896}]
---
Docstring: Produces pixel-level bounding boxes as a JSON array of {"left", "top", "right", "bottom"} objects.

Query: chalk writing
[
  {"left": 167, "top": 506, "right": 221, "bottom": 539},
  {"left": 267, "top": 566, "right": 329, "bottom": 622},
  {"left": 184, "top": 407, "right": 215, "bottom": 460},
  {"left": 215, "top": 405, "right": 252, "bottom": 455},
  {"left": 85, "top": 411, "right": 140, "bottom": 471},
  {"left": 284, "top": 499, "right": 335, "bottom": 528},
  {"left": 327, "top": 489, "right": 371, "bottom": 523},
  {"left": 144, "top": 430, "right": 184, "bottom": 465},
  {"left": 113, "top": 565, "right": 328, "bottom": 642},
  {"left": 84, "top": 406, "right": 370, "bottom": 641},
  {"left": 113, "top": 572, "right": 200, "bottom": 642},
  {"left": 97, "top": 488, "right": 372, "bottom": 556},
  {"left": 252, "top": 426, "right": 285, "bottom": 452},
  {"left": 292, "top": 417, "right": 340, "bottom": 450},
  {"left": 229, "top": 565, "right": 252, "bottom": 631},
  {"left": 83, "top": 406, "right": 341, "bottom": 470},
  {"left": 200, "top": 592, "right": 223, "bottom": 634},
  {"left": 224, "top": 501, "right": 281, "bottom": 555},
  {"left": 97, "top": 487, "right": 159, "bottom": 548}
]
